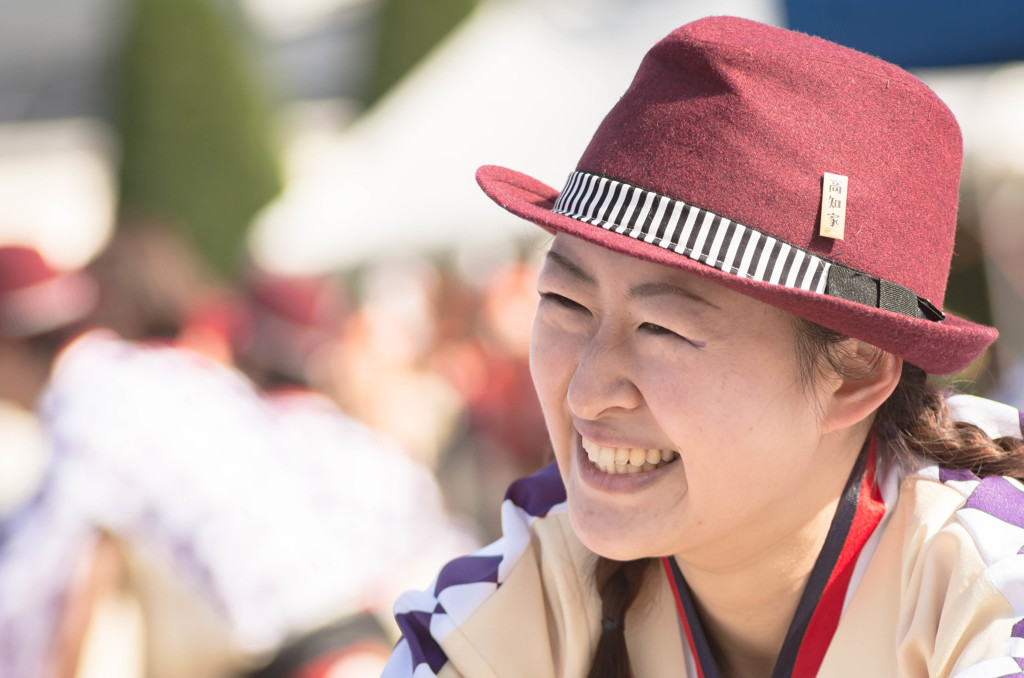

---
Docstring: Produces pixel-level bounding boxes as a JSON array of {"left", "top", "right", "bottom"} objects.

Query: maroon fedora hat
[
  {"left": 0, "top": 245, "right": 97, "bottom": 339},
  {"left": 477, "top": 16, "right": 996, "bottom": 375}
]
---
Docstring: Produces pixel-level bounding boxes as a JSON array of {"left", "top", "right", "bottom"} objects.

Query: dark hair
[
  {"left": 588, "top": 557, "right": 653, "bottom": 678},
  {"left": 794, "top": 319, "right": 1024, "bottom": 483},
  {"left": 585, "top": 319, "right": 1024, "bottom": 678}
]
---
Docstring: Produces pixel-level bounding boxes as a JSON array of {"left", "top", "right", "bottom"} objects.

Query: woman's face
[{"left": 530, "top": 234, "right": 856, "bottom": 567}]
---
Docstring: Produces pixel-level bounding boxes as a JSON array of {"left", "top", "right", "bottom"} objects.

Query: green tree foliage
[
  {"left": 114, "top": 0, "right": 282, "bottom": 278},
  {"left": 363, "top": 0, "right": 480, "bottom": 107}
]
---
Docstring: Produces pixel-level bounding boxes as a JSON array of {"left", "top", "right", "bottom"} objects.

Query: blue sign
[{"left": 785, "top": 0, "right": 1024, "bottom": 68}]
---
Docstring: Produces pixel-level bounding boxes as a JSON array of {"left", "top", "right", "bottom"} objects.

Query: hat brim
[
  {"left": 0, "top": 271, "right": 97, "bottom": 339},
  {"left": 477, "top": 164, "right": 997, "bottom": 375}
]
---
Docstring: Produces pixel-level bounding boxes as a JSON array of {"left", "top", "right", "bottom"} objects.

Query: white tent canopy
[
  {"left": 248, "top": 0, "right": 781, "bottom": 274},
  {"left": 0, "top": 119, "right": 115, "bottom": 268}
]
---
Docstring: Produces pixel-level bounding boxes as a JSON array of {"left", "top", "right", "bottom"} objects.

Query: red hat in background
[
  {"left": 235, "top": 267, "right": 349, "bottom": 380},
  {"left": 477, "top": 15, "right": 996, "bottom": 374},
  {"left": 0, "top": 245, "right": 97, "bottom": 339}
]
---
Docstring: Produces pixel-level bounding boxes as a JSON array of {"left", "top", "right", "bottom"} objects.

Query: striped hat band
[{"left": 552, "top": 170, "right": 944, "bottom": 323}]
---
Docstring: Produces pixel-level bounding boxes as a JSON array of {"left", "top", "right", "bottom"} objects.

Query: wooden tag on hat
[{"left": 820, "top": 173, "right": 848, "bottom": 240}]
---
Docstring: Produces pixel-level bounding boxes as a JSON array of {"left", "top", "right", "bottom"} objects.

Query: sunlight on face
[{"left": 529, "top": 234, "right": 853, "bottom": 568}]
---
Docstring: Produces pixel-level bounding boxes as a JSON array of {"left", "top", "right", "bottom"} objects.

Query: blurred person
[
  {"left": 430, "top": 260, "right": 551, "bottom": 539},
  {"left": 86, "top": 218, "right": 237, "bottom": 363},
  {"left": 230, "top": 265, "right": 478, "bottom": 677},
  {"left": 0, "top": 241, "right": 469, "bottom": 678},
  {"left": 39, "top": 255, "right": 474, "bottom": 678},
  {"left": 37, "top": 286, "right": 379, "bottom": 677},
  {"left": 39, "top": 317, "right": 346, "bottom": 678},
  {"left": 422, "top": 264, "right": 484, "bottom": 409},
  {"left": 471, "top": 259, "right": 550, "bottom": 472},
  {"left": 0, "top": 244, "right": 130, "bottom": 678},
  {"left": 328, "top": 258, "right": 463, "bottom": 470},
  {"left": 231, "top": 265, "right": 350, "bottom": 391}
]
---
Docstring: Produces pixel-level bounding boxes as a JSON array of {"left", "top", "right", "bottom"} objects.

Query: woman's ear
[{"left": 820, "top": 343, "right": 902, "bottom": 435}]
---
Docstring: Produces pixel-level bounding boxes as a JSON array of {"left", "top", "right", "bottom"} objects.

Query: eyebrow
[
  {"left": 545, "top": 249, "right": 596, "bottom": 285},
  {"left": 626, "top": 281, "right": 720, "bottom": 310},
  {"left": 545, "top": 248, "right": 720, "bottom": 310}
]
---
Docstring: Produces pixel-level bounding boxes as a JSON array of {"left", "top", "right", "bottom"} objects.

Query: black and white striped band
[{"left": 552, "top": 170, "right": 944, "bottom": 322}]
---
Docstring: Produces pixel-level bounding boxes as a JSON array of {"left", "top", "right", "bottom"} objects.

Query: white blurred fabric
[{"left": 0, "top": 329, "right": 474, "bottom": 678}]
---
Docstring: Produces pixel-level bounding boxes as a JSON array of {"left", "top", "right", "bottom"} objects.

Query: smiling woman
[
  {"left": 532, "top": 236, "right": 857, "bottom": 570},
  {"left": 382, "top": 15, "right": 1024, "bottom": 678}
]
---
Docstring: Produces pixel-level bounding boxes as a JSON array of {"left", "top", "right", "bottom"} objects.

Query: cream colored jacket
[{"left": 385, "top": 395, "right": 1024, "bottom": 677}]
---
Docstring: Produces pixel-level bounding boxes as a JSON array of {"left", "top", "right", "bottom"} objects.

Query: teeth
[{"left": 581, "top": 438, "right": 677, "bottom": 475}]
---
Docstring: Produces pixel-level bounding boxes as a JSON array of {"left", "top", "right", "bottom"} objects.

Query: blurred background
[{"left": 0, "top": 0, "right": 1023, "bottom": 676}]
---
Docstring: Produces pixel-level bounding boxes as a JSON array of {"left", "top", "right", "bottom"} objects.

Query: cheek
[
  {"left": 529, "top": 316, "right": 577, "bottom": 410},
  {"left": 529, "top": 320, "right": 580, "bottom": 481},
  {"left": 641, "top": 357, "right": 809, "bottom": 454}
]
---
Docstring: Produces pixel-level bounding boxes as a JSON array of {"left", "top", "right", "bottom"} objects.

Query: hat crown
[{"left": 577, "top": 16, "right": 962, "bottom": 308}]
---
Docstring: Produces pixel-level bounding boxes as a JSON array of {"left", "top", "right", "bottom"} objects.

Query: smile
[{"left": 581, "top": 437, "right": 678, "bottom": 475}]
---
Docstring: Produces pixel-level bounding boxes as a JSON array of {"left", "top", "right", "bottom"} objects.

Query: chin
[{"left": 568, "top": 505, "right": 657, "bottom": 562}]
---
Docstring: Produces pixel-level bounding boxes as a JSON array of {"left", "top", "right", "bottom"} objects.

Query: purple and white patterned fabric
[
  {"left": 386, "top": 463, "right": 566, "bottom": 677},
  {"left": 944, "top": 470, "right": 1024, "bottom": 675},
  {"left": 5, "top": 330, "right": 473, "bottom": 676},
  {"left": 928, "top": 471, "right": 1024, "bottom": 671},
  {"left": 907, "top": 394, "right": 1024, "bottom": 676}
]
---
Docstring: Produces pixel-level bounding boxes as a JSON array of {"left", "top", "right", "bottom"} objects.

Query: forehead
[{"left": 544, "top": 233, "right": 736, "bottom": 303}]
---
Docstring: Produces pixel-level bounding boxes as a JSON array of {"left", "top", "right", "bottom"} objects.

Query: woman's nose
[{"left": 566, "top": 330, "right": 643, "bottom": 420}]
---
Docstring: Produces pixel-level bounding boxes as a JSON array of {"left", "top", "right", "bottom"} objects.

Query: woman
[{"left": 384, "top": 16, "right": 1024, "bottom": 678}]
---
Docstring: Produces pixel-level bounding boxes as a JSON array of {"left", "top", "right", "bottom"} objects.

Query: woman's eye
[
  {"left": 539, "top": 291, "right": 589, "bottom": 313},
  {"left": 639, "top": 322, "right": 703, "bottom": 347},
  {"left": 639, "top": 322, "right": 677, "bottom": 337}
]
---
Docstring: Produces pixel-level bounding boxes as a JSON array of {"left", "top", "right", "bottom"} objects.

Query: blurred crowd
[{"left": 0, "top": 220, "right": 552, "bottom": 678}]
